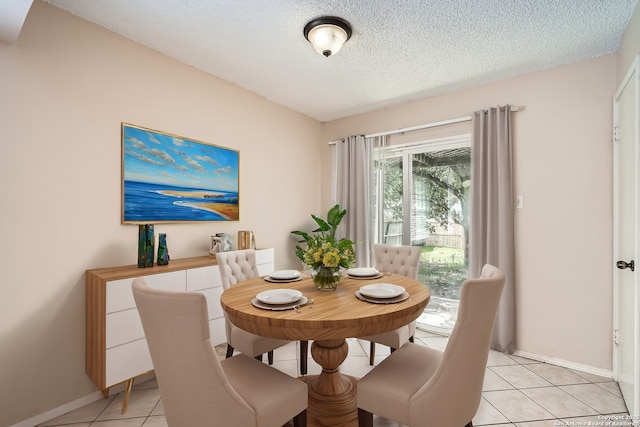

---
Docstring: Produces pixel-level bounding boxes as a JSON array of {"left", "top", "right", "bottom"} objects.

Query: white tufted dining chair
[
  {"left": 356, "top": 264, "right": 505, "bottom": 427},
  {"left": 359, "top": 243, "right": 422, "bottom": 365},
  {"left": 216, "top": 249, "right": 308, "bottom": 375},
  {"left": 132, "top": 278, "right": 308, "bottom": 427}
]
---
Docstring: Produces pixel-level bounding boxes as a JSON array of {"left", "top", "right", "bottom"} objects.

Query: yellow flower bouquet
[{"left": 292, "top": 204, "right": 356, "bottom": 290}]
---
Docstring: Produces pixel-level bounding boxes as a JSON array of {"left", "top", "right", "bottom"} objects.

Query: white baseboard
[
  {"left": 10, "top": 390, "right": 105, "bottom": 427},
  {"left": 10, "top": 372, "right": 156, "bottom": 427},
  {"left": 513, "top": 349, "right": 614, "bottom": 380}
]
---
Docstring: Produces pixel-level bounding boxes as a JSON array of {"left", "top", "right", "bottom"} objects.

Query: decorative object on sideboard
[
  {"left": 145, "top": 225, "right": 154, "bottom": 267},
  {"left": 157, "top": 233, "right": 170, "bottom": 265},
  {"left": 208, "top": 236, "right": 218, "bottom": 257},
  {"left": 137, "top": 224, "right": 155, "bottom": 268},
  {"left": 209, "top": 232, "right": 232, "bottom": 256},
  {"left": 121, "top": 122, "right": 240, "bottom": 223},
  {"left": 238, "top": 230, "right": 256, "bottom": 250},
  {"left": 137, "top": 225, "right": 146, "bottom": 268}
]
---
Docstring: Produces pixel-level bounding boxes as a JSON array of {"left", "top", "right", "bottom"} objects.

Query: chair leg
[
  {"left": 293, "top": 409, "right": 307, "bottom": 427},
  {"left": 369, "top": 341, "right": 376, "bottom": 365},
  {"left": 409, "top": 335, "right": 414, "bottom": 343},
  {"left": 358, "top": 408, "right": 373, "bottom": 427},
  {"left": 465, "top": 422, "right": 473, "bottom": 427},
  {"left": 255, "top": 354, "right": 263, "bottom": 362},
  {"left": 226, "top": 344, "right": 234, "bottom": 358},
  {"left": 390, "top": 347, "right": 396, "bottom": 354},
  {"left": 268, "top": 350, "right": 274, "bottom": 365},
  {"left": 300, "top": 340, "right": 308, "bottom": 375}
]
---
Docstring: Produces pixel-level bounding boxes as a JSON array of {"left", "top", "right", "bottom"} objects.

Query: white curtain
[
  {"left": 470, "top": 105, "right": 516, "bottom": 353},
  {"left": 335, "top": 135, "right": 372, "bottom": 267}
]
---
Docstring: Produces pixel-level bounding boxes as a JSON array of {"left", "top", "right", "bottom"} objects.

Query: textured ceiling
[{"left": 42, "top": 0, "right": 638, "bottom": 122}]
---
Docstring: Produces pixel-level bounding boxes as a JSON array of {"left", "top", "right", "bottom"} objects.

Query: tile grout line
[{"left": 38, "top": 339, "right": 629, "bottom": 427}]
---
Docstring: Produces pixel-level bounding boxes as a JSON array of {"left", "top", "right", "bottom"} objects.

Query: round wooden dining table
[{"left": 220, "top": 272, "right": 430, "bottom": 427}]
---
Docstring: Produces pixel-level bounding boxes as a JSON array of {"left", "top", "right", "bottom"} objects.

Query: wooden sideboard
[{"left": 85, "top": 249, "right": 275, "bottom": 409}]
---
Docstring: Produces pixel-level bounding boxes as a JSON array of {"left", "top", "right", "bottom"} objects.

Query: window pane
[
  {"left": 381, "top": 156, "right": 403, "bottom": 245},
  {"left": 411, "top": 148, "right": 470, "bottom": 334},
  {"left": 376, "top": 142, "right": 471, "bottom": 335}
]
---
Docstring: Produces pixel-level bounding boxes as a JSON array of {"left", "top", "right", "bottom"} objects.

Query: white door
[
  {"left": 613, "top": 55, "right": 640, "bottom": 418},
  {"left": 374, "top": 137, "right": 470, "bottom": 334}
]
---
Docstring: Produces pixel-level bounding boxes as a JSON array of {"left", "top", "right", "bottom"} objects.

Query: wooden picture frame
[{"left": 122, "top": 123, "right": 239, "bottom": 223}]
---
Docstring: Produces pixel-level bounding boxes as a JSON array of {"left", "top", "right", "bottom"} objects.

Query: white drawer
[
  {"left": 106, "top": 271, "right": 186, "bottom": 313},
  {"left": 210, "top": 317, "right": 226, "bottom": 346},
  {"left": 105, "top": 338, "right": 153, "bottom": 387},
  {"left": 106, "top": 308, "right": 144, "bottom": 349},
  {"left": 197, "top": 287, "right": 224, "bottom": 320},
  {"left": 186, "top": 265, "right": 221, "bottom": 291}
]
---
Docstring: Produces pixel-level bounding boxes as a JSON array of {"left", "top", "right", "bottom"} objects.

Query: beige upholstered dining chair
[
  {"left": 359, "top": 243, "right": 422, "bottom": 365},
  {"left": 356, "top": 264, "right": 505, "bottom": 427},
  {"left": 132, "top": 278, "right": 308, "bottom": 427},
  {"left": 216, "top": 249, "right": 309, "bottom": 375}
]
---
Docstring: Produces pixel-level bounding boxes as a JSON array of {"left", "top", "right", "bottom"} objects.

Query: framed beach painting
[{"left": 121, "top": 123, "right": 239, "bottom": 223}]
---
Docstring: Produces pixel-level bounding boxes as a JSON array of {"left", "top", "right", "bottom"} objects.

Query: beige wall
[
  {"left": 322, "top": 54, "right": 616, "bottom": 371},
  {"left": 0, "top": 2, "right": 322, "bottom": 425},
  {"left": 4, "top": 0, "right": 640, "bottom": 425}
]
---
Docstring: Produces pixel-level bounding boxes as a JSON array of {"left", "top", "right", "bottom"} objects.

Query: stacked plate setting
[
  {"left": 252, "top": 288, "right": 307, "bottom": 311},
  {"left": 265, "top": 269, "right": 302, "bottom": 283},
  {"left": 347, "top": 267, "right": 382, "bottom": 279},
  {"left": 355, "top": 283, "right": 409, "bottom": 304}
]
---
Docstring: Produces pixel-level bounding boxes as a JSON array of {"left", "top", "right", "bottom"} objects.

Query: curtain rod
[
  {"left": 328, "top": 106, "right": 519, "bottom": 144},
  {"left": 365, "top": 115, "right": 471, "bottom": 138}
]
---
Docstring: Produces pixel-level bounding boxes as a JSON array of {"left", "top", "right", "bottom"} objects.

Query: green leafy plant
[{"left": 291, "top": 204, "right": 356, "bottom": 270}]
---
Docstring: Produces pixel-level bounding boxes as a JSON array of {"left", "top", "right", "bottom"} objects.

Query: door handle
[{"left": 616, "top": 260, "right": 635, "bottom": 271}]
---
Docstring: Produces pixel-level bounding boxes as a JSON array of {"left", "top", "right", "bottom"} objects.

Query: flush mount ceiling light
[{"left": 303, "top": 16, "right": 352, "bottom": 58}]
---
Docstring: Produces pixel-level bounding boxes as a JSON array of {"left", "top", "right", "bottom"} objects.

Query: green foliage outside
[
  {"left": 417, "top": 246, "right": 467, "bottom": 300},
  {"left": 378, "top": 147, "right": 471, "bottom": 302}
]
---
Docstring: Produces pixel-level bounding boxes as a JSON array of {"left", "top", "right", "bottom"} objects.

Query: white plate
[
  {"left": 347, "top": 267, "right": 379, "bottom": 277},
  {"left": 355, "top": 291, "right": 409, "bottom": 304},
  {"left": 265, "top": 276, "right": 303, "bottom": 283},
  {"left": 268, "top": 270, "right": 301, "bottom": 280},
  {"left": 252, "top": 296, "right": 308, "bottom": 311},
  {"left": 348, "top": 272, "right": 383, "bottom": 280},
  {"left": 359, "top": 283, "right": 406, "bottom": 299},
  {"left": 256, "top": 288, "right": 302, "bottom": 305}
]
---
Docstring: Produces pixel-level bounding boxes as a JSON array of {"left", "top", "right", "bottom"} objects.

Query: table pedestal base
[
  {"left": 301, "top": 374, "right": 358, "bottom": 427},
  {"left": 300, "top": 338, "right": 359, "bottom": 427}
]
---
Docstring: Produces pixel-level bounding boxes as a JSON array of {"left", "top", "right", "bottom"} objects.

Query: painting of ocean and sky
[{"left": 122, "top": 123, "right": 239, "bottom": 223}]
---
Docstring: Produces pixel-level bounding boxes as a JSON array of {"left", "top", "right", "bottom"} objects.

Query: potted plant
[{"left": 291, "top": 204, "right": 356, "bottom": 290}]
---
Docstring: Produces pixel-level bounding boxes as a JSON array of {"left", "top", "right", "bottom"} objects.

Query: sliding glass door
[{"left": 374, "top": 137, "right": 471, "bottom": 334}]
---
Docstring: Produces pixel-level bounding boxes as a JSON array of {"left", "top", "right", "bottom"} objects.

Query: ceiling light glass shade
[{"left": 304, "top": 17, "right": 352, "bottom": 58}]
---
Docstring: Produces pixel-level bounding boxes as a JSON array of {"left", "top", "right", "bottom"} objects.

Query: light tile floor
[{"left": 38, "top": 329, "right": 629, "bottom": 427}]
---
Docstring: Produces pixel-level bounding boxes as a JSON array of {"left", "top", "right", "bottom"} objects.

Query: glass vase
[
  {"left": 312, "top": 266, "right": 342, "bottom": 290},
  {"left": 157, "top": 233, "right": 170, "bottom": 266}
]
